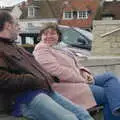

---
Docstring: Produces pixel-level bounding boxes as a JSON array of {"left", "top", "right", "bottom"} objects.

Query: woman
[{"left": 33, "top": 23, "right": 120, "bottom": 120}]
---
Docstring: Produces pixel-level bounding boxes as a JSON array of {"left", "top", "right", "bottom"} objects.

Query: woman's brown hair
[{"left": 38, "top": 23, "right": 62, "bottom": 42}]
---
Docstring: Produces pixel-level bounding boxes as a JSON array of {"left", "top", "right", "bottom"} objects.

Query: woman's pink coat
[{"left": 33, "top": 43, "right": 96, "bottom": 109}]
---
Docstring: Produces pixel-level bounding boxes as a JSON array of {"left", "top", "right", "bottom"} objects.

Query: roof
[
  {"left": 20, "top": 0, "right": 62, "bottom": 19},
  {"left": 63, "top": 0, "right": 98, "bottom": 11},
  {"left": 95, "top": 1, "right": 120, "bottom": 20},
  {"left": 0, "top": 6, "right": 13, "bottom": 11},
  {"left": 102, "top": 1, "right": 120, "bottom": 19}
]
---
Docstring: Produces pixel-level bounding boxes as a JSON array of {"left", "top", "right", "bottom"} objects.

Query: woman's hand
[{"left": 80, "top": 70, "right": 94, "bottom": 84}]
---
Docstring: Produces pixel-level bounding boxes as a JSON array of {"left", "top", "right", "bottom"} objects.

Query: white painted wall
[
  {"left": 19, "top": 18, "right": 58, "bottom": 31},
  {"left": 79, "top": 56, "right": 120, "bottom": 77}
]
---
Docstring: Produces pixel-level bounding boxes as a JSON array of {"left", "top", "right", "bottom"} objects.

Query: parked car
[
  {"left": 56, "top": 25, "right": 93, "bottom": 56},
  {"left": 19, "top": 25, "right": 93, "bottom": 56}
]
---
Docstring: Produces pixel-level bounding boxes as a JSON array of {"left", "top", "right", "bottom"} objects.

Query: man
[{"left": 0, "top": 11, "right": 93, "bottom": 120}]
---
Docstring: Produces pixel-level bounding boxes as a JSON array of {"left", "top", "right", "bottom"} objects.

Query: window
[
  {"left": 78, "top": 11, "right": 88, "bottom": 19},
  {"left": 60, "top": 28, "right": 88, "bottom": 45},
  {"left": 73, "top": 11, "right": 77, "bottom": 19},
  {"left": 63, "top": 11, "right": 73, "bottom": 19},
  {"left": 28, "top": 7, "right": 35, "bottom": 17},
  {"left": 26, "top": 37, "right": 34, "bottom": 45},
  {"left": 59, "top": 27, "right": 92, "bottom": 50},
  {"left": 105, "top": 0, "right": 113, "bottom": 1},
  {"left": 63, "top": 11, "right": 88, "bottom": 20}
]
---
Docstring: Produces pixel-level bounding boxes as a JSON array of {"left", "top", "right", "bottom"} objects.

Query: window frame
[
  {"left": 63, "top": 11, "right": 73, "bottom": 20},
  {"left": 78, "top": 10, "right": 88, "bottom": 19},
  {"left": 28, "top": 6, "right": 35, "bottom": 17},
  {"left": 63, "top": 10, "right": 89, "bottom": 20}
]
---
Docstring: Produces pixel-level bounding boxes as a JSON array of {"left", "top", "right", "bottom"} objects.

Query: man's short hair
[{"left": 0, "top": 11, "right": 13, "bottom": 32}]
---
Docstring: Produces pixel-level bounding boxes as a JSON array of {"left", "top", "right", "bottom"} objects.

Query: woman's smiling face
[{"left": 41, "top": 28, "right": 59, "bottom": 46}]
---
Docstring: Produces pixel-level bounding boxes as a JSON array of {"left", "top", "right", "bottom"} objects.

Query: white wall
[
  {"left": 79, "top": 56, "right": 120, "bottom": 77},
  {"left": 19, "top": 18, "right": 58, "bottom": 31},
  {"left": 92, "top": 20, "right": 120, "bottom": 56}
]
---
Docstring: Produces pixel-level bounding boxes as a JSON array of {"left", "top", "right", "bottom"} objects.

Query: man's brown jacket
[{"left": 0, "top": 37, "right": 53, "bottom": 95}]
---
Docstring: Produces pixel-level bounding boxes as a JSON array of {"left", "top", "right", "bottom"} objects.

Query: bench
[
  {"left": 0, "top": 109, "right": 103, "bottom": 120},
  {"left": 88, "top": 106, "right": 104, "bottom": 120},
  {"left": 0, "top": 92, "right": 103, "bottom": 120}
]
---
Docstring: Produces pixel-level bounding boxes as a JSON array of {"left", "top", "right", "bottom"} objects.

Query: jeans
[
  {"left": 21, "top": 93, "right": 93, "bottom": 120},
  {"left": 90, "top": 72, "right": 120, "bottom": 120},
  {"left": 21, "top": 93, "right": 78, "bottom": 120},
  {"left": 49, "top": 91, "right": 93, "bottom": 120}
]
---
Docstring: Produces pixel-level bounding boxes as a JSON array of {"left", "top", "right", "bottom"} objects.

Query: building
[
  {"left": 59, "top": 0, "right": 99, "bottom": 31},
  {"left": 95, "top": 0, "right": 120, "bottom": 20},
  {"left": 19, "top": 0, "right": 99, "bottom": 31},
  {"left": 0, "top": 0, "right": 100, "bottom": 46},
  {"left": 92, "top": 0, "right": 120, "bottom": 56}
]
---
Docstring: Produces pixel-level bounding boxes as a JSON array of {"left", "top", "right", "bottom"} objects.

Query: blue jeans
[
  {"left": 90, "top": 72, "right": 120, "bottom": 120},
  {"left": 49, "top": 91, "right": 93, "bottom": 120},
  {"left": 21, "top": 93, "right": 93, "bottom": 120}
]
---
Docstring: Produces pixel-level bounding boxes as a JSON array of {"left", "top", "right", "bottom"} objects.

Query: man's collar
[{"left": 0, "top": 37, "right": 14, "bottom": 44}]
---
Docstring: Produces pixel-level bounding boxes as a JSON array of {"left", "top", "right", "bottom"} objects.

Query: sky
[
  {"left": 0, "top": 0, "right": 26, "bottom": 7},
  {"left": 0, "top": 0, "right": 118, "bottom": 7}
]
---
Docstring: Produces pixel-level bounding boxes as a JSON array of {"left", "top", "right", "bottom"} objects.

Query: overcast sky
[
  {"left": 0, "top": 0, "right": 26, "bottom": 7},
  {"left": 0, "top": 0, "right": 118, "bottom": 7}
]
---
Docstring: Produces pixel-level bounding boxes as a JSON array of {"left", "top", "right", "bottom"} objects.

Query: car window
[{"left": 60, "top": 28, "right": 88, "bottom": 45}]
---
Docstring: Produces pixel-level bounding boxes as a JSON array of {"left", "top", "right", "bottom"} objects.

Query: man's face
[
  {"left": 10, "top": 19, "right": 20, "bottom": 40},
  {"left": 4, "top": 18, "right": 20, "bottom": 41}
]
